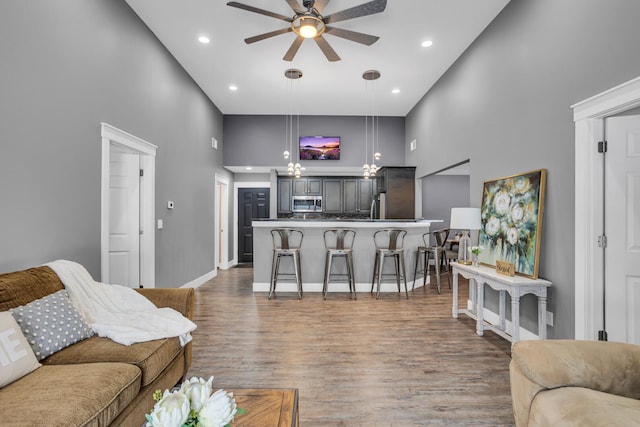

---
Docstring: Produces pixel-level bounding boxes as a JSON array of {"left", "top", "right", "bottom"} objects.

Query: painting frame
[{"left": 477, "top": 169, "right": 547, "bottom": 279}]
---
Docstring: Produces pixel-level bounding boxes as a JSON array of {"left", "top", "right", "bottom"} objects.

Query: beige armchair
[{"left": 510, "top": 339, "right": 640, "bottom": 427}]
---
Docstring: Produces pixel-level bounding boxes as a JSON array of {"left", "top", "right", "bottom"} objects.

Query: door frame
[
  {"left": 215, "top": 174, "right": 230, "bottom": 270},
  {"left": 101, "top": 123, "right": 157, "bottom": 287},
  {"left": 572, "top": 76, "right": 640, "bottom": 339},
  {"left": 233, "top": 181, "right": 271, "bottom": 266}
]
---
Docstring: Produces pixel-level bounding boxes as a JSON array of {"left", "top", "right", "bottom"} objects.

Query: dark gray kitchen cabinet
[
  {"left": 323, "top": 179, "right": 343, "bottom": 213},
  {"left": 343, "top": 178, "right": 374, "bottom": 214},
  {"left": 375, "top": 167, "right": 416, "bottom": 219},
  {"left": 292, "top": 178, "right": 322, "bottom": 196},
  {"left": 277, "top": 178, "right": 293, "bottom": 213}
]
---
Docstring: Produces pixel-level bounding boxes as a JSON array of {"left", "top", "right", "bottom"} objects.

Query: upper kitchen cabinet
[
  {"left": 292, "top": 178, "right": 322, "bottom": 196},
  {"left": 343, "top": 178, "right": 374, "bottom": 214}
]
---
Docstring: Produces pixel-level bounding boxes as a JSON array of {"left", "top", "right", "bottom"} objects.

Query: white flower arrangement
[
  {"left": 145, "top": 376, "right": 246, "bottom": 427},
  {"left": 468, "top": 245, "right": 484, "bottom": 256}
]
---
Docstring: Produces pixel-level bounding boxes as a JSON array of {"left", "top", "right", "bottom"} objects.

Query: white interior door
[
  {"left": 109, "top": 151, "right": 140, "bottom": 288},
  {"left": 605, "top": 115, "right": 640, "bottom": 344}
]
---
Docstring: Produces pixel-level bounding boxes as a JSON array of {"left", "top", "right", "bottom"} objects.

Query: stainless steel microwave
[{"left": 292, "top": 196, "right": 323, "bottom": 212}]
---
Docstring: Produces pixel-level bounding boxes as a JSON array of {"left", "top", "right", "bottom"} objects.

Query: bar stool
[
  {"left": 269, "top": 228, "right": 303, "bottom": 300},
  {"left": 412, "top": 228, "right": 451, "bottom": 294},
  {"left": 322, "top": 228, "right": 357, "bottom": 300},
  {"left": 370, "top": 229, "right": 409, "bottom": 300}
]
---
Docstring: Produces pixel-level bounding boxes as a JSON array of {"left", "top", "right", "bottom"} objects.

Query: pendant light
[
  {"left": 363, "top": 70, "right": 381, "bottom": 179},
  {"left": 284, "top": 68, "right": 303, "bottom": 177}
]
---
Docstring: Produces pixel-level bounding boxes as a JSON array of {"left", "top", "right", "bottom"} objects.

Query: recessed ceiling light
[
  {"left": 229, "top": 85, "right": 238, "bottom": 91},
  {"left": 245, "top": 166, "right": 253, "bottom": 170},
  {"left": 421, "top": 40, "right": 433, "bottom": 48},
  {"left": 198, "top": 35, "right": 210, "bottom": 44},
  {"left": 392, "top": 89, "right": 400, "bottom": 94}
]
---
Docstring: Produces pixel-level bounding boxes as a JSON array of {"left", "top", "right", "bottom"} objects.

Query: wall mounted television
[{"left": 299, "top": 136, "right": 340, "bottom": 160}]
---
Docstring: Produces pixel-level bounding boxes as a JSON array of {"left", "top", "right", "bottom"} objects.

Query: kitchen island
[{"left": 251, "top": 219, "right": 441, "bottom": 294}]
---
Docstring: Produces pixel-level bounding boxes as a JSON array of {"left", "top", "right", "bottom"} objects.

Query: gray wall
[
  {"left": 224, "top": 115, "right": 405, "bottom": 169},
  {"left": 0, "top": 0, "right": 232, "bottom": 287},
  {"left": 422, "top": 175, "right": 471, "bottom": 233},
  {"left": 406, "top": 0, "right": 640, "bottom": 338}
]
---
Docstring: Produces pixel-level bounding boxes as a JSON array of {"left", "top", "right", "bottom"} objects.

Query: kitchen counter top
[{"left": 253, "top": 219, "right": 442, "bottom": 228}]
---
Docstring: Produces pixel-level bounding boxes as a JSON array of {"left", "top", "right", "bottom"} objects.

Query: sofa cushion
[
  {"left": 0, "top": 266, "right": 64, "bottom": 311},
  {"left": 529, "top": 387, "right": 640, "bottom": 427},
  {"left": 0, "top": 311, "right": 41, "bottom": 388},
  {"left": 10, "top": 289, "right": 94, "bottom": 360},
  {"left": 43, "top": 334, "right": 182, "bottom": 387},
  {"left": 0, "top": 362, "right": 141, "bottom": 427}
]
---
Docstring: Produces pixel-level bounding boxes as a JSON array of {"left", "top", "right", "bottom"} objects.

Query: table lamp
[{"left": 450, "top": 207, "right": 481, "bottom": 265}]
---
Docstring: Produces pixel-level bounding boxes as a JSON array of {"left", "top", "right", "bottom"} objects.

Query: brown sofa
[
  {"left": 0, "top": 265, "right": 195, "bottom": 427},
  {"left": 510, "top": 339, "right": 640, "bottom": 427}
]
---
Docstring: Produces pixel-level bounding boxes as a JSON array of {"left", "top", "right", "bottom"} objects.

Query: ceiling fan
[{"left": 226, "top": 0, "right": 387, "bottom": 62}]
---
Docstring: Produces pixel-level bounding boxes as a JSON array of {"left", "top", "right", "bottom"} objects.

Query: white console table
[{"left": 451, "top": 262, "right": 551, "bottom": 344}]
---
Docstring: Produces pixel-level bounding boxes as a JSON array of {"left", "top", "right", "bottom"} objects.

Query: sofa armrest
[
  {"left": 135, "top": 288, "right": 195, "bottom": 320},
  {"left": 510, "top": 340, "right": 640, "bottom": 427}
]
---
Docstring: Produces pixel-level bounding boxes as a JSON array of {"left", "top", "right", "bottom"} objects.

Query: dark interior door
[{"left": 238, "top": 188, "right": 270, "bottom": 263}]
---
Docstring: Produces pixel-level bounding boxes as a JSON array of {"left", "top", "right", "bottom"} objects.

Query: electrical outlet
[{"left": 546, "top": 311, "right": 553, "bottom": 326}]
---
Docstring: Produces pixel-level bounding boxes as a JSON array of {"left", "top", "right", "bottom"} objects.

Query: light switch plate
[
  {"left": 410, "top": 139, "right": 417, "bottom": 151},
  {"left": 211, "top": 137, "right": 218, "bottom": 149},
  {"left": 157, "top": 219, "right": 163, "bottom": 229}
]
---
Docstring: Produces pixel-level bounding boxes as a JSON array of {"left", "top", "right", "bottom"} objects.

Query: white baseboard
[
  {"left": 463, "top": 299, "right": 539, "bottom": 341},
  {"left": 181, "top": 269, "right": 217, "bottom": 289},
  {"left": 218, "top": 260, "right": 235, "bottom": 270}
]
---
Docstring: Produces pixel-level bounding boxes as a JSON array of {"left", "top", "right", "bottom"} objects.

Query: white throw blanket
[{"left": 46, "top": 260, "right": 196, "bottom": 346}]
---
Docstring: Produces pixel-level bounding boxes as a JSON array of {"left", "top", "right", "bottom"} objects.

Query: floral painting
[{"left": 477, "top": 169, "right": 547, "bottom": 278}]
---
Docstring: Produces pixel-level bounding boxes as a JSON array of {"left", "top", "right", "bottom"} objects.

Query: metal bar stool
[
  {"left": 370, "top": 228, "right": 409, "bottom": 300},
  {"left": 412, "top": 228, "right": 451, "bottom": 294},
  {"left": 322, "top": 228, "right": 357, "bottom": 300},
  {"left": 269, "top": 228, "right": 304, "bottom": 300}
]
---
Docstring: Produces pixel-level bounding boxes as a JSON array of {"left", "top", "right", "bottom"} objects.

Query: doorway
[
  {"left": 108, "top": 151, "right": 141, "bottom": 287},
  {"left": 573, "top": 75, "right": 640, "bottom": 342},
  {"left": 101, "top": 123, "right": 156, "bottom": 288},
  {"left": 237, "top": 188, "right": 270, "bottom": 263},
  {"left": 215, "top": 174, "right": 230, "bottom": 269},
  {"left": 603, "top": 115, "right": 640, "bottom": 344}
]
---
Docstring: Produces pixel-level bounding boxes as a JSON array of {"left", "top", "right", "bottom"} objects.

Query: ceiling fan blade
[
  {"left": 313, "top": 0, "right": 330, "bottom": 13},
  {"left": 245, "top": 27, "right": 293, "bottom": 44},
  {"left": 226, "top": 2, "right": 292, "bottom": 22},
  {"left": 324, "top": 0, "right": 387, "bottom": 24},
  {"left": 325, "top": 26, "right": 379, "bottom": 46},
  {"left": 283, "top": 36, "right": 305, "bottom": 61},
  {"left": 285, "top": 0, "right": 303, "bottom": 13},
  {"left": 314, "top": 36, "right": 340, "bottom": 62}
]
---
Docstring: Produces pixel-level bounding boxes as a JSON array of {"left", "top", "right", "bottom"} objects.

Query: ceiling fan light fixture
[{"left": 292, "top": 15, "right": 324, "bottom": 39}]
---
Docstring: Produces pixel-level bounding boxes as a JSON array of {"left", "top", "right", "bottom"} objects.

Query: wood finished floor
[{"left": 189, "top": 267, "right": 514, "bottom": 426}]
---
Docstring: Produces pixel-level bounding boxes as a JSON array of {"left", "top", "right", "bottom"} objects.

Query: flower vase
[{"left": 472, "top": 254, "right": 479, "bottom": 267}]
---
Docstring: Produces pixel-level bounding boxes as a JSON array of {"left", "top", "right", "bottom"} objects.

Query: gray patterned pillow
[{"left": 10, "top": 289, "right": 94, "bottom": 361}]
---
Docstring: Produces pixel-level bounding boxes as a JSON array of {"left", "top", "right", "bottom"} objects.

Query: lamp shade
[{"left": 450, "top": 207, "right": 481, "bottom": 230}]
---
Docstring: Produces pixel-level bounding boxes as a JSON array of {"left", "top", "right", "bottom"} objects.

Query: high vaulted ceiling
[{"left": 125, "top": 0, "right": 510, "bottom": 117}]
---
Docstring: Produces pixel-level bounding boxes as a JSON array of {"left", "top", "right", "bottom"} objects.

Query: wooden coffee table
[{"left": 228, "top": 389, "right": 298, "bottom": 427}]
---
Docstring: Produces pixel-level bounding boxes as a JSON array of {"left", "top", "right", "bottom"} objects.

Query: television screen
[{"left": 299, "top": 136, "right": 340, "bottom": 160}]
